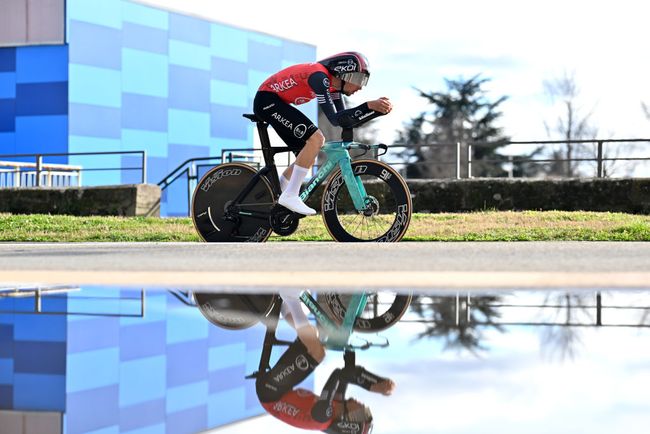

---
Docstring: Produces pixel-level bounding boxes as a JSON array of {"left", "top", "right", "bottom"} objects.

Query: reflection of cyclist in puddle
[{"left": 256, "top": 291, "right": 394, "bottom": 433}]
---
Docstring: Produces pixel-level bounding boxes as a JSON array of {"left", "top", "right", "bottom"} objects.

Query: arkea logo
[
  {"left": 272, "top": 112, "right": 293, "bottom": 130},
  {"left": 273, "top": 401, "right": 300, "bottom": 417},
  {"left": 269, "top": 77, "right": 298, "bottom": 92}
]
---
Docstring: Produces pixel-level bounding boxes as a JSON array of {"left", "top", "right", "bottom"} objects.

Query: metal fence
[
  {"left": 0, "top": 151, "right": 147, "bottom": 187},
  {"left": 385, "top": 138, "right": 650, "bottom": 179},
  {"left": 0, "top": 160, "right": 82, "bottom": 187}
]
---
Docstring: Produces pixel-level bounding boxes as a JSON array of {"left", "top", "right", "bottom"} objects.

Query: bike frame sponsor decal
[{"left": 301, "top": 160, "right": 336, "bottom": 201}]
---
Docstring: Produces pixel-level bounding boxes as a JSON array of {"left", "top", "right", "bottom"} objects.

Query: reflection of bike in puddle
[
  {"left": 193, "top": 290, "right": 410, "bottom": 425},
  {"left": 193, "top": 291, "right": 410, "bottom": 349}
]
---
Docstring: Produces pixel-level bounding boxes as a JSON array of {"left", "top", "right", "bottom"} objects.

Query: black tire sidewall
[{"left": 321, "top": 160, "right": 412, "bottom": 242}]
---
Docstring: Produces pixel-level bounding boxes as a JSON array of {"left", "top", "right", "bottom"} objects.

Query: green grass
[{"left": 0, "top": 211, "right": 649, "bottom": 242}]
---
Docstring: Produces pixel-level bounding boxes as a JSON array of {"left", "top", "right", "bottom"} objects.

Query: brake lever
[{"left": 377, "top": 144, "right": 388, "bottom": 157}]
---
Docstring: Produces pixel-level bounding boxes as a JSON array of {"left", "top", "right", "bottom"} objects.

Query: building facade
[{"left": 0, "top": 0, "right": 317, "bottom": 215}]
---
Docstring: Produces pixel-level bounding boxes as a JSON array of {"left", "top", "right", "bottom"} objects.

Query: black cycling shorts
[{"left": 253, "top": 91, "right": 319, "bottom": 155}]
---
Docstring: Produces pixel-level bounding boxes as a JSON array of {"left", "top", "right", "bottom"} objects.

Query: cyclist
[
  {"left": 256, "top": 290, "right": 395, "bottom": 433},
  {"left": 253, "top": 51, "right": 393, "bottom": 216}
]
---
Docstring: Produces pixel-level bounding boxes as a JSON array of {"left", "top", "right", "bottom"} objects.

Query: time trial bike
[
  {"left": 191, "top": 114, "right": 412, "bottom": 242},
  {"left": 193, "top": 291, "right": 412, "bottom": 351}
]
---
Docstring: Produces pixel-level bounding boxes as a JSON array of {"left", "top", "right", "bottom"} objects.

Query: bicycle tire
[
  {"left": 321, "top": 160, "right": 412, "bottom": 242},
  {"left": 194, "top": 293, "right": 276, "bottom": 330},
  {"left": 192, "top": 163, "right": 274, "bottom": 242},
  {"left": 320, "top": 292, "right": 412, "bottom": 333}
]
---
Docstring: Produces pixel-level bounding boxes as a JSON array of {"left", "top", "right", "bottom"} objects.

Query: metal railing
[
  {"left": 403, "top": 291, "right": 650, "bottom": 328},
  {"left": 0, "top": 151, "right": 147, "bottom": 187},
  {"left": 386, "top": 138, "right": 650, "bottom": 179},
  {"left": 0, "top": 285, "right": 145, "bottom": 318},
  {"left": 0, "top": 160, "right": 82, "bottom": 187}
]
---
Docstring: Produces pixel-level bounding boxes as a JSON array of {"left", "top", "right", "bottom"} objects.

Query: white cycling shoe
[{"left": 278, "top": 193, "right": 317, "bottom": 216}]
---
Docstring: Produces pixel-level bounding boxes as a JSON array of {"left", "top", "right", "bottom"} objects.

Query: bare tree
[
  {"left": 543, "top": 71, "right": 598, "bottom": 177},
  {"left": 643, "top": 102, "right": 650, "bottom": 121}
]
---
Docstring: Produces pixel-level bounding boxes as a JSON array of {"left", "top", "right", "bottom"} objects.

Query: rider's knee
[
  {"left": 310, "top": 344, "right": 326, "bottom": 363},
  {"left": 306, "top": 130, "right": 325, "bottom": 148}
]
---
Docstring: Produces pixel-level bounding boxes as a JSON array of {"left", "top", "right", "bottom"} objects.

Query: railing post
[
  {"left": 456, "top": 142, "right": 461, "bottom": 179},
  {"left": 467, "top": 142, "right": 472, "bottom": 178},
  {"left": 508, "top": 155, "right": 514, "bottom": 178},
  {"left": 142, "top": 150, "right": 147, "bottom": 184},
  {"left": 186, "top": 167, "right": 193, "bottom": 217},
  {"left": 35, "top": 155, "right": 42, "bottom": 187},
  {"left": 596, "top": 141, "right": 604, "bottom": 178}
]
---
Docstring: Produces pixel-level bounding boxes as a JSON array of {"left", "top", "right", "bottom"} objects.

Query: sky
[{"left": 137, "top": 0, "right": 650, "bottom": 149}]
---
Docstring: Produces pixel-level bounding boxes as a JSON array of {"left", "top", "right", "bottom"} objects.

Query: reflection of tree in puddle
[
  {"left": 409, "top": 292, "right": 650, "bottom": 359},
  {"left": 410, "top": 295, "right": 504, "bottom": 354},
  {"left": 539, "top": 293, "right": 591, "bottom": 361}
]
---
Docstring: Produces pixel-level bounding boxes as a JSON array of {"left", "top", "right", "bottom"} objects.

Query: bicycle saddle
[{"left": 243, "top": 113, "right": 262, "bottom": 123}]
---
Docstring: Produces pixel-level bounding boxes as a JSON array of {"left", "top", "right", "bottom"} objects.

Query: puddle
[{"left": 1, "top": 286, "right": 649, "bottom": 433}]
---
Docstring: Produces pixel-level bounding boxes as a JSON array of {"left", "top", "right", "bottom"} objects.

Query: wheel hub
[{"left": 362, "top": 196, "right": 380, "bottom": 217}]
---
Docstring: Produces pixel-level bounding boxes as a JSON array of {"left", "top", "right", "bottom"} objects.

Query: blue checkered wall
[
  {"left": 65, "top": 0, "right": 317, "bottom": 216},
  {"left": 0, "top": 288, "right": 300, "bottom": 434},
  {"left": 0, "top": 0, "right": 316, "bottom": 216},
  {"left": 0, "top": 46, "right": 69, "bottom": 165}
]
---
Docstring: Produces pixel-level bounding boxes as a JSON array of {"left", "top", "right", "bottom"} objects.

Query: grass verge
[{"left": 1, "top": 211, "right": 648, "bottom": 242}]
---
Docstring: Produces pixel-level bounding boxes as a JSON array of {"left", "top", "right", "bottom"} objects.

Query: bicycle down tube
[
  {"left": 299, "top": 291, "right": 367, "bottom": 351},
  {"left": 299, "top": 141, "right": 370, "bottom": 212}
]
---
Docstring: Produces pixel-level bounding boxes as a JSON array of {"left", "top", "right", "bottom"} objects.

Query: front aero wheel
[
  {"left": 320, "top": 292, "right": 412, "bottom": 333},
  {"left": 192, "top": 163, "right": 274, "bottom": 242},
  {"left": 321, "top": 160, "right": 412, "bottom": 242}
]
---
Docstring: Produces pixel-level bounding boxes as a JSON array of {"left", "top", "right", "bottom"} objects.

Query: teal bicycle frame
[
  {"left": 299, "top": 291, "right": 368, "bottom": 351},
  {"left": 299, "top": 141, "right": 378, "bottom": 212}
]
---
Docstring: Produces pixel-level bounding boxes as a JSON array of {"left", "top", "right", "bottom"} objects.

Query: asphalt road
[{"left": 1, "top": 242, "right": 649, "bottom": 291}]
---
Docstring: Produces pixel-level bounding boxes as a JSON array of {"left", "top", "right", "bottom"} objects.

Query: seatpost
[
  {"left": 255, "top": 121, "right": 275, "bottom": 167},
  {"left": 257, "top": 298, "right": 283, "bottom": 373}
]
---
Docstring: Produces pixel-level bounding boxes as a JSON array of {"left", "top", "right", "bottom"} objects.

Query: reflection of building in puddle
[{"left": 0, "top": 286, "right": 268, "bottom": 434}]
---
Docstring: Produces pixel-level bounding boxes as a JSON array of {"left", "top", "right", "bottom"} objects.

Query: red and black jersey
[
  {"left": 261, "top": 388, "right": 333, "bottom": 431},
  {"left": 259, "top": 63, "right": 333, "bottom": 106},
  {"left": 257, "top": 63, "right": 383, "bottom": 129}
]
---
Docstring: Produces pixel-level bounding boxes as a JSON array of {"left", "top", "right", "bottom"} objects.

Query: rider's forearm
[
  {"left": 345, "top": 366, "right": 387, "bottom": 391},
  {"left": 311, "top": 368, "right": 341, "bottom": 422}
]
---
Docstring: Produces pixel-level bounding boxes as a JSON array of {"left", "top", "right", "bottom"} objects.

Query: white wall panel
[
  {"left": 0, "top": 0, "right": 28, "bottom": 46},
  {"left": 0, "top": 0, "right": 64, "bottom": 46}
]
